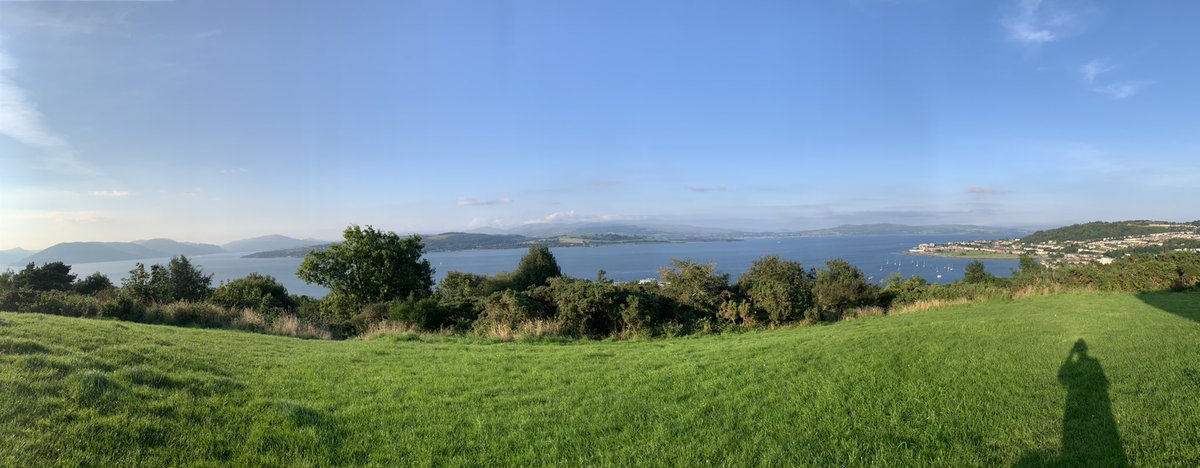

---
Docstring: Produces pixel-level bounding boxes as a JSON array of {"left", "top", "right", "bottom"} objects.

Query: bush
[
  {"left": 150, "top": 302, "right": 238, "bottom": 328},
  {"left": 211, "top": 274, "right": 296, "bottom": 317},
  {"left": 473, "top": 290, "right": 545, "bottom": 332},
  {"left": 389, "top": 296, "right": 452, "bottom": 330},
  {"left": 737, "top": 255, "right": 815, "bottom": 324},
  {"left": 535, "top": 278, "right": 620, "bottom": 338}
]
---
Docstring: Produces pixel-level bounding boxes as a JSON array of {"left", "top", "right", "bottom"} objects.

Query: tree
[
  {"left": 813, "top": 259, "right": 871, "bottom": 318},
  {"left": 297, "top": 224, "right": 434, "bottom": 310},
  {"left": 212, "top": 273, "right": 295, "bottom": 315},
  {"left": 658, "top": 258, "right": 730, "bottom": 318},
  {"left": 510, "top": 245, "right": 562, "bottom": 291},
  {"left": 737, "top": 255, "right": 815, "bottom": 324},
  {"left": 14, "top": 262, "right": 76, "bottom": 291},
  {"left": 963, "top": 260, "right": 993, "bottom": 284},
  {"left": 73, "top": 272, "right": 114, "bottom": 296},
  {"left": 167, "top": 255, "right": 213, "bottom": 301}
]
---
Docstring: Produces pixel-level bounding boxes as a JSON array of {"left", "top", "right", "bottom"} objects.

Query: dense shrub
[
  {"left": 72, "top": 272, "right": 115, "bottom": 296},
  {"left": 389, "top": 296, "right": 452, "bottom": 330},
  {"left": 473, "top": 290, "right": 545, "bottom": 331},
  {"left": 658, "top": 259, "right": 730, "bottom": 319},
  {"left": 813, "top": 259, "right": 875, "bottom": 319},
  {"left": 211, "top": 274, "right": 296, "bottom": 317},
  {"left": 534, "top": 278, "right": 621, "bottom": 337},
  {"left": 737, "top": 255, "right": 815, "bottom": 324}
]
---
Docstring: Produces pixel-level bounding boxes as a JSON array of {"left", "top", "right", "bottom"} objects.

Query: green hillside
[
  {"left": 1020, "top": 220, "right": 1195, "bottom": 244},
  {"left": 3, "top": 291, "right": 1199, "bottom": 465}
]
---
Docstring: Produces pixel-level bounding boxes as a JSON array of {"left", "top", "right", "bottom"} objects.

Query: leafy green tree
[
  {"left": 963, "top": 260, "right": 993, "bottom": 284},
  {"left": 433, "top": 271, "right": 489, "bottom": 324},
  {"left": 737, "top": 255, "right": 815, "bottom": 324},
  {"left": 658, "top": 258, "right": 730, "bottom": 318},
  {"left": 211, "top": 273, "right": 295, "bottom": 315},
  {"left": 813, "top": 259, "right": 871, "bottom": 318},
  {"left": 14, "top": 262, "right": 76, "bottom": 292},
  {"left": 167, "top": 255, "right": 213, "bottom": 301},
  {"left": 297, "top": 225, "right": 434, "bottom": 310},
  {"left": 510, "top": 245, "right": 562, "bottom": 291},
  {"left": 72, "top": 272, "right": 114, "bottom": 296},
  {"left": 536, "top": 277, "right": 619, "bottom": 337}
]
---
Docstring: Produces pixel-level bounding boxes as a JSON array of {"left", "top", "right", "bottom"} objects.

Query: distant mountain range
[
  {"left": 5, "top": 235, "right": 329, "bottom": 267},
  {"left": 3, "top": 223, "right": 1031, "bottom": 267},
  {"left": 783, "top": 223, "right": 1030, "bottom": 238}
]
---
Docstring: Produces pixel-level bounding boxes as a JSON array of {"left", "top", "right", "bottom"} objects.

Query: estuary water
[{"left": 60, "top": 235, "right": 1018, "bottom": 298}]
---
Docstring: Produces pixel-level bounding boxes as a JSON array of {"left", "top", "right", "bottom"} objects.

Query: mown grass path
[{"left": 2, "top": 291, "right": 1198, "bottom": 466}]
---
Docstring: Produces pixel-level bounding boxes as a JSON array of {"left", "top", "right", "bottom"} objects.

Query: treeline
[
  {"left": 0, "top": 256, "right": 330, "bottom": 339},
  {"left": 3, "top": 224, "right": 1200, "bottom": 341},
  {"left": 1020, "top": 220, "right": 1196, "bottom": 244}
]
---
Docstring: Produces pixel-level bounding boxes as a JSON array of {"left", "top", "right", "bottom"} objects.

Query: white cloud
[
  {"left": 456, "top": 197, "right": 513, "bottom": 206},
  {"left": 0, "top": 46, "right": 96, "bottom": 174},
  {"left": 687, "top": 186, "right": 727, "bottom": 193},
  {"left": 89, "top": 190, "right": 130, "bottom": 198},
  {"left": 966, "top": 186, "right": 1010, "bottom": 196},
  {"left": 0, "top": 210, "right": 112, "bottom": 224},
  {"left": 525, "top": 210, "right": 624, "bottom": 224},
  {"left": 220, "top": 167, "right": 247, "bottom": 175},
  {"left": 1002, "top": 0, "right": 1089, "bottom": 45},
  {"left": 1081, "top": 59, "right": 1147, "bottom": 99},
  {"left": 467, "top": 217, "right": 506, "bottom": 229}
]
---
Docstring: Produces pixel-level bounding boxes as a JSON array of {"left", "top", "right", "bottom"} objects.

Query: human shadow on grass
[
  {"left": 1016, "top": 339, "right": 1127, "bottom": 467},
  {"left": 1136, "top": 290, "right": 1200, "bottom": 324}
]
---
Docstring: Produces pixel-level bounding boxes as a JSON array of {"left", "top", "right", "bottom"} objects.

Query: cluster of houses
[{"left": 909, "top": 230, "right": 1200, "bottom": 267}]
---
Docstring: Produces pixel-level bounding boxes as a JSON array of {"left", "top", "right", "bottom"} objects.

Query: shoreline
[{"left": 904, "top": 251, "right": 1021, "bottom": 260}]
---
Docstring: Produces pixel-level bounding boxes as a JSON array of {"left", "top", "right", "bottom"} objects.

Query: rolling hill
[
  {"left": 221, "top": 235, "right": 327, "bottom": 253},
  {"left": 1020, "top": 220, "right": 1198, "bottom": 244},
  {"left": 2, "top": 291, "right": 1198, "bottom": 465}
]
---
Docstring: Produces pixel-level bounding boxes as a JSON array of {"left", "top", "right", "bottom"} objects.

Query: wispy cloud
[
  {"left": 525, "top": 210, "right": 624, "bottom": 224},
  {"left": 89, "top": 190, "right": 130, "bottom": 198},
  {"left": 1001, "top": 0, "right": 1089, "bottom": 45},
  {"left": 456, "top": 197, "right": 513, "bottom": 206},
  {"left": 1081, "top": 59, "right": 1146, "bottom": 99},
  {"left": 0, "top": 210, "right": 112, "bottom": 224},
  {"left": 966, "top": 186, "right": 1010, "bottom": 196},
  {"left": 0, "top": 47, "right": 95, "bottom": 175},
  {"left": 0, "top": 7, "right": 130, "bottom": 38},
  {"left": 219, "top": 167, "right": 247, "bottom": 175},
  {"left": 687, "top": 186, "right": 727, "bottom": 193}
]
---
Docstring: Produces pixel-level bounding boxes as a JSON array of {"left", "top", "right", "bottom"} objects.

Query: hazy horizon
[{"left": 3, "top": 1, "right": 1199, "bottom": 250}]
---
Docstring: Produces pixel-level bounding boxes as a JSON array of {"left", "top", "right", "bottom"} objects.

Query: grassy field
[{"left": 2, "top": 291, "right": 1199, "bottom": 466}]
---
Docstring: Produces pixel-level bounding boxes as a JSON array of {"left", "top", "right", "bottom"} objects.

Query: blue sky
[{"left": 1, "top": 0, "right": 1198, "bottom": 249}]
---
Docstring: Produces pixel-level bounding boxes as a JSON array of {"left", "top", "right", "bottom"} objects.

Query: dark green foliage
[
  {"left": 297, "top": 225, "right": 433, "bottom": 310},
  {"left": 432, "top": 271, "right": 488, "bottom": 325},
  {"left": 534, "top": 278, "right": 620, "bottom": 337},
  {"left": 737, "top": 255, "right": 815, "bottom": 324},
  {"left": 509, "top": 245, "right": 562, "bottom": 291},
  {"left": 211, "top": 274, "right": 296, "bottom": 316},
  {"left": 166, "top": 256, "right": 214, "bottom": 301},
  {"left": 389, "top": 296, "right": 452, "bottom": 330},
  {"left": 963, "top": 260, "right": 994, "bottom": 284},
  {"left": 473, "top": 290, "right": 544, "bottom": 330},
  {"left": 813, "top": 259, "right": 872, "bottom": 318},
  {"left": 13, "top": 262, "right": 76, "bottom": 292},
  {"left": 880, "top": 274, "right": 930, "bottom": 307},
  {"left": 658, "top": 258, "right": 730, "bottom": 319},
  {"left": 72, "top": 272, "right": 115, "bottom": 296}
]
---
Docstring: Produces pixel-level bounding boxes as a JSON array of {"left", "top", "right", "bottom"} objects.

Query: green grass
[{"left": 2, "top": 291, "right": 1199, "bottom": 466}]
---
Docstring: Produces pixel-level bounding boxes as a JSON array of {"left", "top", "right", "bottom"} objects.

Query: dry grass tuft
[
  {"left": 359, "top": 320, "right": 421, "bottom": 340},
  {"left": 891, "top": 298, "right": 974, "bottom": 315},
  {"left": 475, "top": 319, "right": 561, "bottom": 341}
]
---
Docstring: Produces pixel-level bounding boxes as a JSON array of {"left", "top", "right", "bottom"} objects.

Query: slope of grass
[{"left": 2, "top": 291, "right": 1199, "bottom": 466}]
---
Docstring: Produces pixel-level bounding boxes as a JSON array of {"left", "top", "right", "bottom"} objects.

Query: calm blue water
[{"left": 54, "top": 235, "right": 1018, "bottom": 298}]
